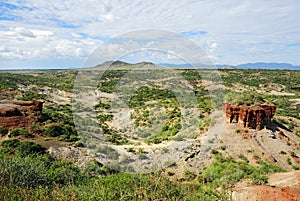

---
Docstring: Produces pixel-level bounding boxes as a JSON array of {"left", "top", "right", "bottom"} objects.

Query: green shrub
[
  {"left": 225, "top": 91, "right": 265, "bottom": 106},
  {"left": 290, "top": 151, "right": 297, "bottom": 157},
  {"left": 94, "top": 101, "right": 111, "bottom": 109},
  {"left": 287, "top": 157, "right": 292, "bottom": 165},
  {"left": 238, "top": 154, "right": 249, "bottom": 163},
  {"left": 43, "top": 123, "right": 78, "bottom": 141},
  {"left": 47, "top": 159, "right": 85, "bottom": 185},
  {"left": 19, "top": 91, "right": 46, "bottom": 101},
  {"left": 288, "top": 122, "right": 295, "bottom": 130},
  {"left": 15, "top": 141, "right": 46, "bottom": 157},
  {"left": 292, "top": 165, "right": 300, "bottom": 170},
  {"left": 9, "top": 128, "right": 28, "bottom": 137},
  {"left": 220, "top": 145, "right": 226, "bottom": 150},
  {"left": 43, "top": 123, "right": 65, "bottom": 137},
  {"left": 84, "top": 161, "right": 108, "bottom": 177},
  {"left": 0, "top": 138, "right": 21, "bottom": 154},
  {"left": 0, "top": 126, "right": 8, "bottom": 135},
  {"left": 30, "top": 123, "right": 40, "bottom": 133},
  {"left": 0, "top": 139, "right": 46, "bottom": 157},
  {"left": 96, "top": 146, "right": 120, "bottom": 160},
  {"left": 279, "top": 150, "right": 287, "bottom": 154},
  {"left": 0, "top": 155, "right": 49, "bottom": 188},
  {"left": 127, "top": 147, "right": 135, "bottom": 153},
  {"left": 211, "top": 149, "right": 219, "bottom": 154},
  {"left": 74, "top": 141, "right": 85, "bottom": 147},
  {"left": 251, "top": 174, "right": 269, "bottom": 185},
  {"left": 198, "top": 153, "right": 284, "bottom": 187}
]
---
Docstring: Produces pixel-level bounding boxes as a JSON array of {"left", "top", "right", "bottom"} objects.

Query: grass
[
  {"left": 0, "top": 139, "right": 228, "bottom": 200},
  {"left": 198, "top": 153, "right": 285, "bottom": 187},
  {"left": 0, "top": 68, "right": 299, "bottom": 200},
  {"left": 0, "top": 136, "right": 287, "bottom": 201}
]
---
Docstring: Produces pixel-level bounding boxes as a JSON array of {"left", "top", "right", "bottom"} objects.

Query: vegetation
[
  {"left": 9, "top": 128, "right": 29, "bottom": 137},
  {"left": 0, "top": 141, "right": 286, "bottom": 200},
  {"left": 225, "top": 91, "right": 265, "bottom": 106},
  {"left": 0, "top": 139, "right": 228, "bottom": 200},
  {"left": 198, "top": 153, "right": 285, "bottom": 187},
  {"left": 0, "top": 126, "right": 8, "bottom": 136},
  {"left": 0, "top": 68, "right": 299, "bottom": 200},
  {"left": 42, "top": 105, "right": 79, "bottom": 142},
  {"left": 0, "top": 71, "right": 76, "bottom": 93}
]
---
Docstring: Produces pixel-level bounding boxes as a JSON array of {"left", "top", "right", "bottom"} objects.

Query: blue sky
[{"left": 0, "top": 0, "right": 300, "bottom": 69}]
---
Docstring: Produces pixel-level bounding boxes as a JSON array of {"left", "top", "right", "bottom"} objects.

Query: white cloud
[
  {"left": 14, "top": 27, "right": 35, "bottom": 38},
  {"left": 0, "top": 26, "right": 100, "bottom": 62},
  {"left": 71, "top": 33, "right": 82, "bottom": 38},
  {"left": 1, "top": 0, "right": 300, "bottom": 68}
]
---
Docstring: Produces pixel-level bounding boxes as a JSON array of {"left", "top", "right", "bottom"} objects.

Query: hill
[{"left": 236, "top": 62, "right": 300, "bottom": 70}]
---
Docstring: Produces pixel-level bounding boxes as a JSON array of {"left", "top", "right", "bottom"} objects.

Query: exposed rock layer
[
  {"left": 223, "top": 103, "right": 276, "bottom": 130},
  {"left": 0, "top": 100, "right": 43, "bottom": 130}
]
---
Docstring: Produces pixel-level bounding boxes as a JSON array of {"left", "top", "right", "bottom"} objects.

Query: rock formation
[
  {"left": 223, "top": 103, "right": 276, "bottom": 130},
  {"left": 0, "top": 100, "right": 43, "bottom": 130}
]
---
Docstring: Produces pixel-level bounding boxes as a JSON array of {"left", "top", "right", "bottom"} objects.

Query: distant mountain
[
  {"left": 215, "top": 64, "right": 235, "bottom": 69},
  {"left": 158, "top": 63, "right": 193, "bottom": 68},
  {"left": 89, "top": 60, "right": 156, "bottom": 70},
  {"left": 158, "top": 63, "right": 234, "bottom": 69},
  {"left": 90, "top": 61, "right": 299, "bottom": 70},
  {"left": 235, "top": 62, "right": 300, "bottom": 70}
]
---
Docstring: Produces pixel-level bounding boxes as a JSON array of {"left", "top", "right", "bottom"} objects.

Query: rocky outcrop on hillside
[
  {"left": 223, "top": 103, "right": 276, "bottom": 130},
  {"left": 0, "top": 100, "right": 43, "bottom": 130}
]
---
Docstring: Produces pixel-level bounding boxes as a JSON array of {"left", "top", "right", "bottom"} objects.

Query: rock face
[
  {"left": 0, "top": 100, "right": 43, "bottom": 130},
  {"left": 223, "top": 103, "right": 276, "bottom": 130}
]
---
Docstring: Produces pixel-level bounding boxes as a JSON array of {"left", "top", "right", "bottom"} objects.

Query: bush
[
  {"left": 0, "top": 126, "right": 8, "bottom": 135},
  {"left": 287, "top": 157, "right": 292, "bottom": 165},
  {"left": 43, "top": 124, "right": 65, "bottom": 137},
  {"left": 9, "top": 128, "right": 28, "bottom": 137},
  {"left": 290, "top": 151, "right": 297, "bottom": 157},
  {"left": 0, "top": 155, "right": 49, "bottom": 188},
  {"left": 0, "top": 138, "right": 21, "bottom": 154},
  {"left": 288, "top": 122, "right": 295, "bottom": 130},
  {"left": 279, "top": 150, "right": 287, "bottom": 154},
  {"left": 84, "top": 161, "right": 108, "bottom": 177},
  {"left": 0, "top": 139, "right": 46, "bottom": 156},
  {"left": 220, "top": 145, "right": 226, "bottom": 150},
  {"left": 225, "top": 91, "right": 265, "bottom": 106},
  {"left": 96, "top": 146, "right": 120, "bottom": 160},
  {"left": 47, "top": 159, "right": 85, "bottom": 185},
  {"left": 30, "top": 123, "right": 41, "bottom": 133},
  {"left": 15, "top": 141, "right": 46, "bottom": 157},
  {"left": 43, "top": 123, "right": 78, "bottom": 141},
  {"left": 211, "top": 149, "right": 219, "bottom": 154},
  {"left": 74, "top": 141, "right": 85, "bottom": 147},
  {"left": 198, "top": 153, "right": 284, "bottom": 187},
  {"left": 251, "top": 174, "right": 269, "bottom": 185}
]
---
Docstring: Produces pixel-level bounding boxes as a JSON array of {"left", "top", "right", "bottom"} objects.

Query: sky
[{"left": 0, "top": 0, "right": 300, "bottom": 69}]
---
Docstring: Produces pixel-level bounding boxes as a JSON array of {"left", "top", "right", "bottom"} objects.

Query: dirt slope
[{"left": 233, "top": 171, "right": 300, "bottom": 201}]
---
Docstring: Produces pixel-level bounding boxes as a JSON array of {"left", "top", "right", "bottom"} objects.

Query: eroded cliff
[
  {"left": 223, "top": 103, "right": 276, "bottom": 130},
  {"left": 0, "top": 100, "right": 43, "bottom": 130}
]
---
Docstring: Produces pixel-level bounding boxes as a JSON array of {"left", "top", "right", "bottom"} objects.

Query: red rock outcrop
[
  {"left": 0, "top": 100, "right": 43, "bottom": 130},
  {"left": 223, "top": 103, "right": 276, "bottom": 130}
]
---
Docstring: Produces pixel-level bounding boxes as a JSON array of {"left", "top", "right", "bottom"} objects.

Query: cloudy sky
[{"left": 0, "top": 0, "right": 300, "bottom": 69}]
